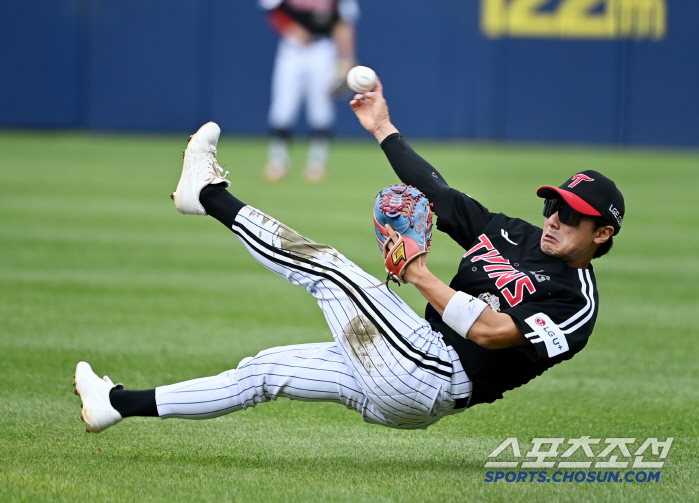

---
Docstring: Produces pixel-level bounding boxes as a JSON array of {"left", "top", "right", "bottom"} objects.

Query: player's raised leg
[{"left": 171, "top": 122, "right": 470, "bottom": 427}]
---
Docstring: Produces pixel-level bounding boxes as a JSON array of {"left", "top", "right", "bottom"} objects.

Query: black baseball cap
[{"left": 536, "top": 170, "right": 625, "bottom": 235}]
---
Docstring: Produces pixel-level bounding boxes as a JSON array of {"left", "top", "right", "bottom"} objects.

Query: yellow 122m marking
[{"left": 481, "top": 0, "right": 666, "bottom": 40}]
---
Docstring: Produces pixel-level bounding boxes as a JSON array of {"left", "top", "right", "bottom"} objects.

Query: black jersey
[
  {"left": 381, "top": 134, "right": 599, "bottom": 407},
  {"left": 275, "top": 0, "right": 341, "bottom": 36},
  {"left": 262, "top": 0, "right": 359, "bottom": 37}
]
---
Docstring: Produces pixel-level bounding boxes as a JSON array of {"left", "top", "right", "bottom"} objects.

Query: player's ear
[{"left": 593, "top": 225, "right": 614, "bottom": 244}]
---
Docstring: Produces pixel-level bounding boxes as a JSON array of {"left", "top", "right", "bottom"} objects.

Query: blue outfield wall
[{"left": 1, "top": 0, "right": 697, "bottom": 146}]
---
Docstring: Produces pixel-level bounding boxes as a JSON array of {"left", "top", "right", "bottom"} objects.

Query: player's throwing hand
[{"left": 350, "top": 77, "right": 397, "bottom": 141}]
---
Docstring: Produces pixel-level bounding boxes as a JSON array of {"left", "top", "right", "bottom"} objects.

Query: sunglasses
[{"left": 542, "top": 198, "right": 593, "bottom": 227}]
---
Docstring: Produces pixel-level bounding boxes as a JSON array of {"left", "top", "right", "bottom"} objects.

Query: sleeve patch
[{"left": 525, "top": 313, "right": 569, "bottom": 358}]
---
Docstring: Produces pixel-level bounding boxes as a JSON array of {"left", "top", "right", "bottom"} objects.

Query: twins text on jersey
[{"left": 463, "top": 234, "right": 536, "bottom": 307}]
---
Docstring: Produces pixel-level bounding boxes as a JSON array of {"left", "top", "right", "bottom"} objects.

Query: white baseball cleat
[
  {"left": 73, "top": 361, "right": 123, "bottom": 433},
  {"left": 171, "top": 121, "right": 231, "bottom": 215}
]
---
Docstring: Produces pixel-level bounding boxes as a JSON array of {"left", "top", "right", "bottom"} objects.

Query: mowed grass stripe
[{"left": 1, "top": 130, "right": 697, "bottom": 502}]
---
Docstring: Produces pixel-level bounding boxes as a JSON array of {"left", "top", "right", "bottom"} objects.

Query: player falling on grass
[{"left": 73, "top": 77, "right": 625, "bottom": 433}]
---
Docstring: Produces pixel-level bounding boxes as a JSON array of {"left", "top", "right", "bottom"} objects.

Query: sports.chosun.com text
[{"left": 484, "top": 470, "right": 661, "bottom": 483}]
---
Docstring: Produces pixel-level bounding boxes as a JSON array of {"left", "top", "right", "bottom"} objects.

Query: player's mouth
[{"left": 542, "top": 232, "right": 558, "bottom": 244}]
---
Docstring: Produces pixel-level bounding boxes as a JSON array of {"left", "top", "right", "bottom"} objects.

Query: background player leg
[
  {"left": 305, "top": 130, "right": 331, "bottom": 183},
  {"left": 265, "top": 39, "right": 305, "bottom": 182},
  {"left": 303, "top": 37, "right": 336, "bottom": 183}
]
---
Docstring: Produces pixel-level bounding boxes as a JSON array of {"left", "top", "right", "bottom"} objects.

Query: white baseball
[{"left": 347, "top": 66, "right": 377, "bottom": 93}]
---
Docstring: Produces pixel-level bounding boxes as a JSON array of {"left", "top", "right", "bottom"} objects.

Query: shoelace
[{"left": 208, "top": 147, "right": 230, "bottom": 181}]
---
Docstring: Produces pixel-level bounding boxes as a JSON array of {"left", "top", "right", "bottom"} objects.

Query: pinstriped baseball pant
[{"left": 156, "top": 206, "right": 472, "bottom": 429}]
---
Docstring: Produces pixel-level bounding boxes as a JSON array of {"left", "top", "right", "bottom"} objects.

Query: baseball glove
[{"left": 373, "top": 184, "right": 434, "bottom": 284}]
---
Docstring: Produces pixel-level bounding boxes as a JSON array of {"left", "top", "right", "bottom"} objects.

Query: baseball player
[
  {"left": 260, "top": 0, "right": 359, "bottom": 183},
  {"left": 73, "top": 79, "right": 624, "bottom": 434}
]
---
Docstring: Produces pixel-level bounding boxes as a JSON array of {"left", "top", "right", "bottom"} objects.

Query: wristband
[{"left": 442, "top": 291, "right": 488, "bottom": 339}]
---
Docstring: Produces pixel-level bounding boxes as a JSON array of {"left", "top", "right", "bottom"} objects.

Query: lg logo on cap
[
  {"left": 568, "top": 174, "right": 594, "bottom": 188},
  {"left": 608, "top": 203, "right": 623, "bottom": 226}
]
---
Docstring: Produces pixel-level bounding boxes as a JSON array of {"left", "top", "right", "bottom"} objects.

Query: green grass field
[{"left": 1, "top": 130, "right": 697, "bottom": 502}]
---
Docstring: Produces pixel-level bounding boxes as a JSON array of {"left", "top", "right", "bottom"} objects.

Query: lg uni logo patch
[
  {"left": 525, "top": 313, "right": 569, "bottom": 357},
  {"left": 568, "top": 174, "right": 594, "bottom": 188}
]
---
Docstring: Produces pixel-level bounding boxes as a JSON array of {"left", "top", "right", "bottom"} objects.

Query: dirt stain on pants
[{"left": 342, "top": 315, "right": 386, "bottom": 375}]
